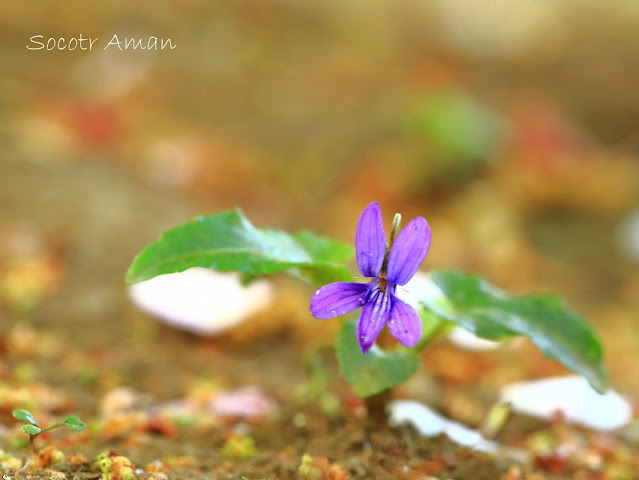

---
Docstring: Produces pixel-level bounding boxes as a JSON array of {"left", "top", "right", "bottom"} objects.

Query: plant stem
[
  {"left": 364, "top": 328, "right": 393, "bottom": 422},
  {"left": 365, "top": 213, "right": 403, "bottom": 422},
  {"left": 364, "top": 389, "right": 392, "bottom": 422},
  {"left": 40, "top": 423, "right": 63, "bottom": 433}
]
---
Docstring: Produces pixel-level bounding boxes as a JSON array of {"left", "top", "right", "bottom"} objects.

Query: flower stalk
[{"left": 380, "top": 213, "right": 401, "bottom": 279}]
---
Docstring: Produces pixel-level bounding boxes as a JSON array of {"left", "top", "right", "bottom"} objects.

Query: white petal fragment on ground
[
  {"left": 500, "top": 375, "right": 632, "bottom": 431},
  {"left": 128, "top": 268, "right": 274, "bottom": 334},
  {"left": 389, "top": 400, "right": 498, "bottom": 452},
  {"left": 448, "top": 326, "right": 502, "bottom": 351},
  {"left": 209, "top": 386, "right": 277, "bottom": 419}
]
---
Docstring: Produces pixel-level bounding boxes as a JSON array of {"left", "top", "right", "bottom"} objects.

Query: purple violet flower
[{"left": 309, "top": 202, "right": 431, "bottom": 353}]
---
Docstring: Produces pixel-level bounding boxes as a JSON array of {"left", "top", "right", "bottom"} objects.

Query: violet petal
[
  {"left": 310, "top": 282, "right": 368, "bottom": 319},
  {"left": 356, "top": 202, "right": 386, "bottom": 278},
  {"left": 387, "top": 294, "right": 422, "bottom": 348},
  {"left": 386, "top": 216, "right": 431, "bottom": 286},
  {"left": 357, "top": 287, "right": 393, "bottom": 353}
]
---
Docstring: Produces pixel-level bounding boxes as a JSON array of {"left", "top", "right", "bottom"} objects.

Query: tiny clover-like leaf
[
  {"left": 62, "top": 415, "right": 87, "bottom": 431},
  {"left": 126, "top": 209, "right": 354, "bottom": 286},
  {"left": 336, "top": 320, "right": 421, "bottom": 397},
  {"left": 22, "top": 424, "right": 42, "bottom": 435},
  {"left": 12, "top": 409, "right": 39, "bottom": 427},
  {"left": 421, "top": 270, "right": 608, "bottom": 393}
]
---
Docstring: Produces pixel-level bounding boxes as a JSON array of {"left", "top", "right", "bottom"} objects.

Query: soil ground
[{"left": 1, "top": 158, "right": 639, "bottom": 480}]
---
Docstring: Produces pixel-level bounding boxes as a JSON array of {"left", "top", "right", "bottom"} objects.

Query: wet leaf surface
[
  {"left": 422, "top": 270, "right": 608, "bottom": 393},
  {"left": 126, "top": 210, "right": 354, "bottom": 286}
]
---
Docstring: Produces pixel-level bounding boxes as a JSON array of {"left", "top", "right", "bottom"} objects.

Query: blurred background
[{"left": 1, "top": 1, "right": 638, "bottom": 396}]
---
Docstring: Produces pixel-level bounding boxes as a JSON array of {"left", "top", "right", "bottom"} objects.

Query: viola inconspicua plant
[
  {"left": 126, "top": 202, "right": 606, "bottom": 397},
  {"left": 309, "top": 202, "right": 431, "bottom": 353}
]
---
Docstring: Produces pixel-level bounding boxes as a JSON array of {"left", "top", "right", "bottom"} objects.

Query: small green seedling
[
  {"left": 12, "top": 409, "right": 87, "bottom": 450},
  {"left": 221, "top": 436, "right": 256, "bottom": 459}
]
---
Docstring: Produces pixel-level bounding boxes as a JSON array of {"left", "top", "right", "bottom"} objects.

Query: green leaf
[
  {"left": 293, "top": 230, "right": 354, "bottom": 264},
  {"left": 126, "top": 209, "right": 354, "bottom": 286},
  {"left": 414, "top": 307, "right": 448, "bottom": 348},
  {"left": 63, "top": 416, "right": 87, "bottom": 431},
  {"left": 336, "top": 320, "right": 421, "bottom": 397},
  {"left": 421, "top": 270, "right": 608, "bottom": 393},
  {"left": 12, "top": 409, "right": 39, "bottom": 427},
  {"left": 22, "top": 424, "right": 41, "bottom": 435}
]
